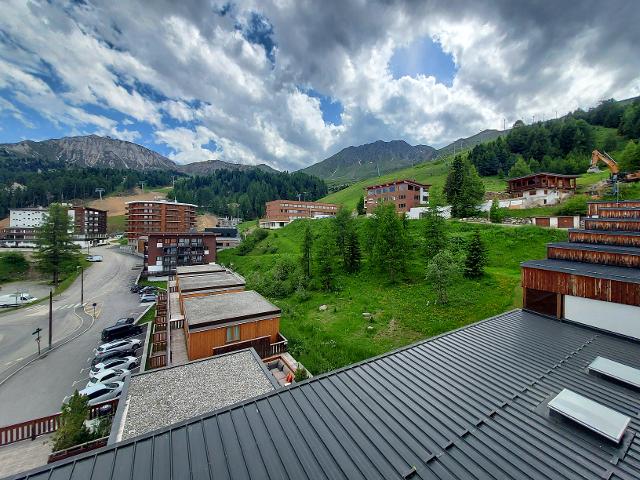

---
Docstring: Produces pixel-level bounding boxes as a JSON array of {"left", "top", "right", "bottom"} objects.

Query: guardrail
[
  {"left": 148, "top": 354, "right": 167, "bottom": 369},
  {"left": 48, "top": 436, "right": 108, "bottom": 464},
  {"left": 170, "top": 318, "right": 184, "bottom": 329},
  {"left": 0, "top": 399, "right": 118, "bottom": 447}
]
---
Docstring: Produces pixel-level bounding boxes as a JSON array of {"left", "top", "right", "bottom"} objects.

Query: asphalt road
[{"left": 0, "top": 247, "right": 150, "bottom": 425}]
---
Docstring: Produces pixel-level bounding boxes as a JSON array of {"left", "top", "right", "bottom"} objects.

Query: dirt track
[{"left": 86, "top": 188, "right": 167, "bottom": 215}]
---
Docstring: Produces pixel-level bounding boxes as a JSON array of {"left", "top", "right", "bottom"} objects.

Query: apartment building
[
  {"left": 259, "top": 199, "right": 339, "bottom": 229},
  {"left": 141, "top": 232, "right": 217, "bottom": 276},
  {"left": 125, "top": 200, "right": 196, "bottom": 240},
  {"left": 2, "top": 206, "right": 107, "bottom": 247},
  {"left": 364, "top": 179, "right": 431, "bottom": 215}
]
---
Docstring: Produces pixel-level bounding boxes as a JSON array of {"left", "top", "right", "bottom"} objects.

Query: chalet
[
  {"left": 181, "top": 290, "right": 286, "bottom": 360},
  {"left": 364, "top": 179, "right": 431, "bottom": 215},
  {"left": 505, "top": 172, "right": 578, "bottom": 208}
]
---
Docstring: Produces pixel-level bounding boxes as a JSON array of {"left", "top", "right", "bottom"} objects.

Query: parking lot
[{"left": 0, "top": 247, "right": 151, "bottom": 425}]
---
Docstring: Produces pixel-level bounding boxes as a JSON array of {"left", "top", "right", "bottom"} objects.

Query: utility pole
[
  {"left": 77, "top": 265, "right": 84, "bottom": 305},
  {"left": 33, "top": 328, "right": 42, "bottom": 356},
  {"left": 48, "top": 291, "right": 52, "bottom": 349},
  {"left": 95, "top": 188, "right": 105, "bottom": 200}
]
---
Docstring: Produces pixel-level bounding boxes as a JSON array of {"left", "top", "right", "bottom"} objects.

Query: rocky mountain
[
  {"left": 178, "top": 159, "right": 277, "bottom": 175},
  {"left": 0, "top": 135, "right": 177, "bottom": 171},
  {"left": 300, "top": 140, "right": 437, "bottom": 184},
  {"left": 436, "top": 129, "right": 508, "bottom": 158}
]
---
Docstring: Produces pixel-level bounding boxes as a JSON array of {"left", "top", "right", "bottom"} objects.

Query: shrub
[
  {"left": 294, "top": 366, "right": 309, "bottom": 382},
  {"left": 556, "top": 195, "right": 588, "bottom": 216},
  {"left": 53, "top": 392, "right": 94, "bottom": 452},
  {"left": 236, "top": 228, "right": 269, "bottom": 255}
]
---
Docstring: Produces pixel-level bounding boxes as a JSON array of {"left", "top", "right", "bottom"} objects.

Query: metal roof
[
  {"left": 8, "top": 309, "right": 640, "bottom": 480},
  {"left": 522, "top": 258, "right": 640, "bottom": 284},
  {"left": 178, "top": 271, "right": 246, "bottom": 293},
  {"left": 569, "top": 228, "right": 640, "bottom": 237}
]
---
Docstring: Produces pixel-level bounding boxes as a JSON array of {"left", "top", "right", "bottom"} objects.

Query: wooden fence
[
  {"left": 48, "top": 437, "right": 108, "bottom": 463},
  {"left": 0, "top": 399, "right": 118, "bottom": 447},
  {"left": 148, "top": 354, "right": 167, "bottom": 369}
]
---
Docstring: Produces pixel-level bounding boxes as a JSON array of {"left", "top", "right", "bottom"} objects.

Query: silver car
[
  {"left": 77, "top": 381, "right": 124, "bottom": 406},
  {"left": 94, "top": 338, "right": 142, "bottom": 361}
]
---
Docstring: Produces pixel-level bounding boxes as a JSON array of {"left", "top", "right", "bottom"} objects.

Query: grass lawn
[
  {"left": 219, "top": 218, "right": 566, "bottom": 374},
  {"left": 138, "top": 279, "right": 167, "bottom": 289},
  {"left": 137, "top": 305, "right": 156, "bottom": 324},
  {"left": 107, "top": 215, "right": 126, "bottom": 233},
  {"left": 0, "top": 251, "right": 31, "bottom": 284}
]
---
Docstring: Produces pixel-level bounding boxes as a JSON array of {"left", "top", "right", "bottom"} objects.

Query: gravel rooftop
[
  {"left": 119, "top": 350, "right": 275, "bottom": 440},
  {"left": 175, "top": 263, "right": 226, "bottom": 275},
  {"left": 183, "top": 290, "right": 281, "bottom": 328},
  {"left": 178, "top": 271, "right": 246, "bottom": 292}
]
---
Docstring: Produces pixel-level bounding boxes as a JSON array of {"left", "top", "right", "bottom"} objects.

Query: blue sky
[{"left": 0, "top": 1, "right": 638, "bottom": 170}]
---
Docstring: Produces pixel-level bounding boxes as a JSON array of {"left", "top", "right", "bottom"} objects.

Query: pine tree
[
  {"left": 507, "top": 157, "right": 531, "bottom": 178},
  {"left": 423, "top": 205, "right": 447, "bottom": 262},
  {"left": 356, "top": 195, "right": 366, "bottom": 216},
  {"left": 368, "top": 203, "right": 410, "bottom": 282},
  {"left": 444, "top": 155, "right": 485, "bottom": 218},
  {"left": 489, "top": 198, "right": 505, "bottom": 224},
  {"left": 301, "top": 223, "right": 313, "bottom": 280},
  {"left": 315, "top": 225, "right": 336, "bottom": 291},
  {"left": 53, "top": 391, "right": 94, "bottom": 451},
  {"left": 34, "top": 203, "right": 81, "bottom": 286},
  {"left": 464, "top": 230, "right": 487, "bottom": 278},
  {"left": 343, "top": 227, "right": 361, "bottom": 273}
]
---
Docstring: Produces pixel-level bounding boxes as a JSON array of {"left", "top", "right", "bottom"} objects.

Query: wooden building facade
[{"left": 521, "top": 201, "right": 640, "bottom": 340}]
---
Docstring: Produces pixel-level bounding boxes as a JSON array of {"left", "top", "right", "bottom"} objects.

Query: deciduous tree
[{"left": 426, "top": 250, "right": 460, "bottom": 304}]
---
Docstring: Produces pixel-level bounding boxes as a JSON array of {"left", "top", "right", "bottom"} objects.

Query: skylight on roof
[
  {"left": 548, "top": 388, "right": 630, "bottom": 443},
  {"left": 588, "top": 356, "right": 640, "bottom": 389}
]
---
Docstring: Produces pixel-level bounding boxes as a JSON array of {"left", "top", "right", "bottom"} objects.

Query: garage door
[
  {"left": 564, "top": 295, "right": 640, "bottom": 340},
  {"left": 535, "top": 217, "right": 551, "bottom": 227},
  {"left": 557, "top": 216, "right": 575, "bottom": 228}
]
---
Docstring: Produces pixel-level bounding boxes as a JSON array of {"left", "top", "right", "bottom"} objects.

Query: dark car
[
  {"left": 114, "top": 317, "right": 135, "bottom": 326},
  {"left": 101, "top": 323, "right": 143, "bottom": 342}
]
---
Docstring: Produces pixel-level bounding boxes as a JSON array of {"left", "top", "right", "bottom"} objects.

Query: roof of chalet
[
  {"left": 178, "top": 271, "right": 246, "bottom": 293},
  {"left": 506, "top": 172, "right": 580, "bottom": 182},
  {"left": 547, "top": 241, "right": 640, "bottom": 256},
  {"left": 8, "top": 309, "right": 640, "bottom": 480},
  {"left": 521, "top": 258, "right": 640, "bottom": 284},
  {"left": 568, "top": 228, "right": 640, "bottom": 237},
  {"left": 183, "top": 290, "right": 281, "bottom": 329}
]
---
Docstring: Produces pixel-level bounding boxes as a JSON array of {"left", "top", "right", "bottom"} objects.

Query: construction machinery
[{"left": 588, "top": 149, "right": 640, "bottom": 182}]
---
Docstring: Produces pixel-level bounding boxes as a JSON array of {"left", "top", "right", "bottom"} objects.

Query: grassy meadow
[{"left": 219, "top": 218, "right": 566, "bottom": 374}]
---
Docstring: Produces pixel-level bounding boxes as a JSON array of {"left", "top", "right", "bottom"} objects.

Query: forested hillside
[
  {"left": 0, "top": 158, "right": 178, "bottom": 218},
  {"left": 172, "top": 169, "right": 327, "bottom": 220},
  {"left": 469, "top": 98, "right": 640, "bottom": 178}
]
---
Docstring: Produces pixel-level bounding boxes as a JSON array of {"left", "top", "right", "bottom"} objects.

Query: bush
[
  {"left": 236, "top": 228, "right": 269, "bottom": 255},
  {"left": 53, "top": 392, "right": 94, "bottom": 451},
  {"left": 0, "top": 252, "right": 30, "bottom": 282},
  {"left": 294, "top": 366, "right": 309, "bottom": 382},
  {"left": 556, "top": 195, "right": 588, "bottom": 216}
]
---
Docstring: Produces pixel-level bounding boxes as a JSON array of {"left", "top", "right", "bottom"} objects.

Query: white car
[
  {"left": 0, "top": 292, "right": 37, "bottom": 308},
  {"left": 86, "top": 368, "right": 130, "bottom": 388},
  {"left": 91, "top": 356, "right": 138, "bottom": 376},
  {"left": 86, "top": 255, "right": 103, "bottom": 262},
  {"left": 77, "top": 381, "right": 124, "bottom": 406}
]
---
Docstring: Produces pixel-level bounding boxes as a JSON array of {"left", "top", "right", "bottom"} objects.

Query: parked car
[
  {"left": 140, "top": 293, "right": 157, "bottom": 303},
  {"left": 91, "top": 349, "right": 134, "bottom": 367},
  {"left": 91, "top": 356, "right": 139, "bottom": 376},
  {"left": 138, "top": 286, "right": 158, "bottom": 295},
  {"left": 130, "top": 284, "right": 141, "bottom": 293},
  {"left": 86, "top": 255, "right": 103, "bottom": 262},
  {"left": 114, "top": 317, "right": 135, "bottom": 326},
  {"left": 94, "top": 339, "right": 142, "bottom": 361},
  {"left": 101, "top": 323, "right": 143, "bottom": 342},
  {"left": 77, "top": 382, "right": 124, "bottom": 406},
  {"left": 86, "top": 368, "right": 130, "bottom": 388}
]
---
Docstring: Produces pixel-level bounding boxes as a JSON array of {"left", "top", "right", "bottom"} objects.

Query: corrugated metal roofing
[
  {"left": 7, "top": 310, "right": 640, "bottom": 480},
  {"left": 522, "top": 258, "right": 640, "bottom": 284},
  {"left": 547, "top": 242, "right": 640, "bottom": 256},
  {"left": 569, "top": 229, "right": 640, "bottom": 238}
]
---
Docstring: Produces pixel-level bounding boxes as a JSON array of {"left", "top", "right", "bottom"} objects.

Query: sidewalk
[{"left": 0, "top": 433, "right": 53, "bottom": 478}]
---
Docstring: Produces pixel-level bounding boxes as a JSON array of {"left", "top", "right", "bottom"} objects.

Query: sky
[{"left": 0, "top": 1, "right": 639, "bottom": 171}]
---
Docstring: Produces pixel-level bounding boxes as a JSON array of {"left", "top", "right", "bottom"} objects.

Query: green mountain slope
[
  {"left": 300, "top": 140, "right": 437, "bottom": 185},
  {"left": 436, "top": 129, "right": 508, "bottom": 158}
]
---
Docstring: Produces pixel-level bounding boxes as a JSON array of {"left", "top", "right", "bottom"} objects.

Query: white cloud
[{"left": 0, "top": 0, "right": 638, "bottom": 170}]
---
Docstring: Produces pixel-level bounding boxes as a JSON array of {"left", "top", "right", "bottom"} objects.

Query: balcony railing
[{"left": 212, "top": 333, "right": 288, "bottom": 359}]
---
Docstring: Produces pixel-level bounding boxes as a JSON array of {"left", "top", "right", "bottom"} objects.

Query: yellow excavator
[{"left": 588, "top": 150, "right": 640, "bottom": 182}]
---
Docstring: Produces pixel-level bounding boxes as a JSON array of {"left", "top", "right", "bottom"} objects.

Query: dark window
[{"left": 87, "top": 389, "right": 108, "bottom": 400}]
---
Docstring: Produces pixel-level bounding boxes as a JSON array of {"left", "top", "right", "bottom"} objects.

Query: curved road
[{"left": 0, "top": 247, "right": 149, "bottom": 424}]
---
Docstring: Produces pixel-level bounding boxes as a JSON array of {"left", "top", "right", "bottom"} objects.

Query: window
[
  {"left": 226, "top": 325, "right": 240, "bottom": 343},
  {"left": 87, "top": 389, "right": 107, "bottom": 400}
]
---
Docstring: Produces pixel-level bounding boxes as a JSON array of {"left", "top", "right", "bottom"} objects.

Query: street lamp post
[
  {"left": 32, "top": 327, "right": 42, "bottom": 356},
  {"left": 77, "top": 265, "right": 84, "bottom": 305}
]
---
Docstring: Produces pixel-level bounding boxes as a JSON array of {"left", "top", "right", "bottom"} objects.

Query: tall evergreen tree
[
  {"left": 423, "top": 205, "right": 447, "bottom": 262},
  {"left": 368, "top": 203, "right": 410, "bottom": 282},
  {"left": 464, "top": 230, "right": 487, "bottom": 278},
  {"left": 315, "top": 225, "right": 336, "bottom": 291},
  {"left": 443, "top": 155, "right": 485, "bottom": 218},
  {"left": 301, "top": 222, "right": 313, "bottom": 280},
  {"left": 356, "top": 195, "right": 366, "bottom": 216},
  {"left": 507, "top": 157, "right": 531, "bottom": 178},
  {"left": 343, "top": 227, "right": 361, "bottom": 273},
  {"left": 34, "top": 203, "right": 80, "bottom": 286}
]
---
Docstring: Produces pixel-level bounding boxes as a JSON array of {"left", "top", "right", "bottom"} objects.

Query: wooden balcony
[{"left": 212, "top": 333, "right": 288, "bottom": 359}]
